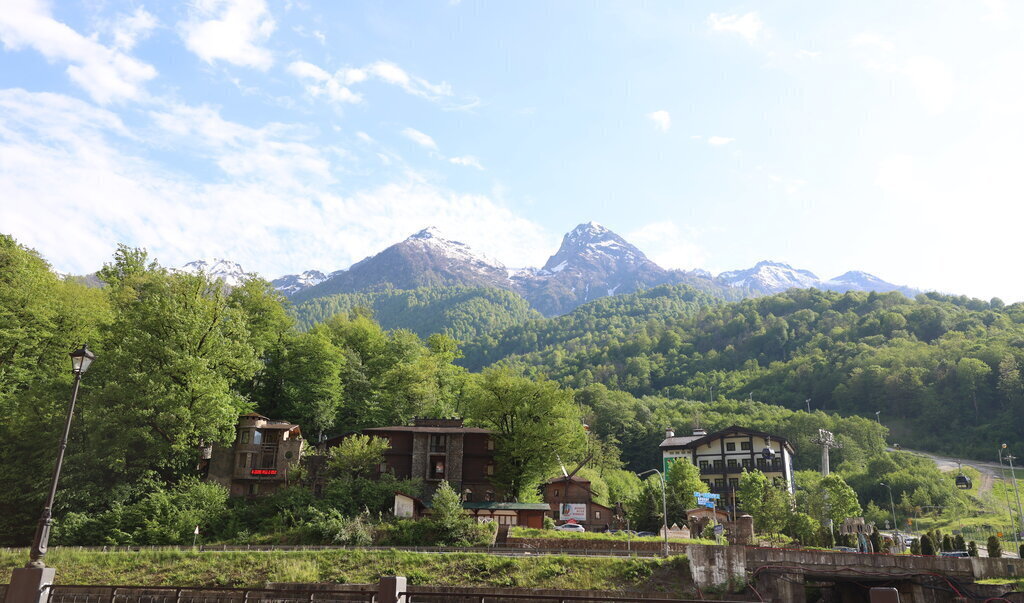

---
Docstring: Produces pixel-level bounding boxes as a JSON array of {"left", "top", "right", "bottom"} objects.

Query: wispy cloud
[
  {"left": 0, "top": 0, "right": 156, "bottom": 104},
  {"left": 708, "top": 12, "right": 763, "bottom": 43},
  {"left": 648, "top": 110, "right": 671, "bottom": 132},
  {"left": 288, "top": 58, "right": 468, "bottom": 108},
  {"left": 707, "top": 136, "right": 734, "bottom": 146},
  {"left": 111, "top": 7, "right": 158, "bottom": 51},
  {"left": 181, "top": 0, "right": 276, "bottom": 70},
  {"left": 401, "top": 127, "right": 438, "bottom": 151},
  {"left": 449, "top": 155, "right": 484, "bottom": 170}
]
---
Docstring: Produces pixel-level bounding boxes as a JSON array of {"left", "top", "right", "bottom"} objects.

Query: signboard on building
[
  {"left": 250, "top": 469, "right": 278, "bottom": 476},
  {"left": 560, "top": 503, "right": 587, "bottom": 521}
]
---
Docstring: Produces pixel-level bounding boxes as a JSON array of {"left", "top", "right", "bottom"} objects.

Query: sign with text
[
  {"left": 250, "top": 469, "right": 278, "bottom": 476},
  {"left": 559, "top": 503, "right": 587, "bottom": 521}
]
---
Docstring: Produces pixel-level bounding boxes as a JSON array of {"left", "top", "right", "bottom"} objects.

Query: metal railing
[
  {"left": 47, "top": 585, "right": 374, "bottom": 602},
  {"left": 1, "top": 544, "right": 668, "bottom": 558}
]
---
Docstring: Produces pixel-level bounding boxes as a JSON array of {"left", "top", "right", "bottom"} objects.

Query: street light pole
[
  {"left": 880, "top": 482, "right": 899, "bottom": 551},
  {"left": 6, "top": 345, "right": 95, "bottom": 603},
  {"left": 638, "top": 469, "right": 669, "bottom": 557},
  {"left": 1005, "top": 445, "right": 1024, "bottom": 549},
  {"left": 999, "top": 445, "right": 1021, "bottom": 553}
]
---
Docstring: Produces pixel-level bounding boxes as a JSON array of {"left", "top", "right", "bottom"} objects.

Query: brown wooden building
[
  {"left": 205, "top": 413, "right": 304, "bottom": 497},
  {"left": 328, "top": 417, "right": 498, "bottom": 502},
  {"left": 541, "top": 475, "right": 615, "bottom": 531}
]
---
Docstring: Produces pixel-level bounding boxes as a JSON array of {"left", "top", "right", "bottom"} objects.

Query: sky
[{"left": 1, "top": 1, "right": 1023, "bottom": 301}]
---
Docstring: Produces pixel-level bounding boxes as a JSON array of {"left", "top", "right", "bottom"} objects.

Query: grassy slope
[{"left": 0, "top": 549, "right": 692, "bottom": 594}]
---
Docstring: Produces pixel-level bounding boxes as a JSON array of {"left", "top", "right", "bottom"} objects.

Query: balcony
[{"left": 700, "top": 461, "right": 782, "bottom": 475}]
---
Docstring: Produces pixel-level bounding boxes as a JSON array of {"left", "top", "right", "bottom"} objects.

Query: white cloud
[
  {"left": 0, "top": 89, "right": 552, "bottom": 278},
  {"left": 707, "top": 136, "right": 734, "bottom": 146},
  {"left": 0, "top": 0, "right": 156, "bottom": 104},
  {"left": 627, "top": 221, "right": 708, "bottom": 270},
  {"left": 902, "top": 55, "right": 954, "bottom": 116},
  {"left": 402, "top": 127, "right": 438, "bottom": 150},
  {"left": 850, "top": 32, "right": 894, "bottom": 52},
  {"left": 111, "top": 7, "right": 158, "bottom": 51},
  {"left": 648, "top": 110, "right": 671, "bottom": 132},
  {"left": 449, "top": 155, "right": 484, "bottom": 170},
  {"left": 181, "top": 0, "right": 276, "bottom": 70},
  {"left": 287, "top": 61, "right": 362, "bottom": 103},
  {"left": 288, "top": 59, "right": 457, "bottom": 106},
  {"left": 708, "top": 12, "right": 763, "bottom": 43}
]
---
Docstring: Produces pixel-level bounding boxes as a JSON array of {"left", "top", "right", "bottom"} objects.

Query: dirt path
[{"left": 890, "top": 447, "right": 1003, "bottom": 494}]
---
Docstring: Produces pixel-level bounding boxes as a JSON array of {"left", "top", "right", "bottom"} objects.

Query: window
[
  {"left": 486, "top": 437, "right": 494, "bottom": 451},
  {"left": 699, "top": 460, "right": 709, "bottom": 469},
  {"left": 595, "top": 510, "right": 601, "bottom": 520},
  {"left": 486, "top": 463, "right": 495, "bottom": 476},
  {"left": 726, "top": 442, "right": 736, "bottom": 452},
  {"left": 714, "top": 479, "right": 725, "bottom": 488},
  {"left": 741, "top": 458, "right": 752, "bottom": 468},
  {"left": 728, "top": 478, "right": 739, "bottom": 488},
  {"left": 712, "top": 459, "right": 723, "bottom": 469},
  {"left": 378, "top": 462, "right": 387, "bottom": 473},
  {"left": 252, "top": 430, "right": 263, "bottom": 445},
  {"left": 432, "top": 458, "right": 446, "bottom": 478},
  {"left": 430, "top": 434, "right": 447, "bottom": 453},
  {"left": 240, "top": 430, "right": 250, "bottom": 444},
  {"left": 463, "top": 489, "right": 473, "bottom": 502},
  {"left": 237, "top": 453, "right": 249, "bottom": 468},
  {"left": 554, "top": 489, "right": 560, "bottom": 497},
  {"left": 727, "top": 459, "right": 738, "bottom": 468},
  {"left": 741, "top": 441, "right": 752, "bottom": 451}
]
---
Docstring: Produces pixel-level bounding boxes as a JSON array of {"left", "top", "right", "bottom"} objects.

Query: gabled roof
[
  {"left": 661, "top": 425, "right": 795, "bottom": 454},
  {"left": 462, "top": 502, "right": 550, "bottom": 511},
  {"left": 544, "top": 475, "right": 591, "bottom": 485}
]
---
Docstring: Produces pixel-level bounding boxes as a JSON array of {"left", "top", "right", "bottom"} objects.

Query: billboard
[{"left": 559, "top": 503, "right": 587, "bottom": 521}]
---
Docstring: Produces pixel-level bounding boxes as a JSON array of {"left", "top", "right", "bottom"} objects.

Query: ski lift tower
[{"left": 812, "top": 428, "right": 839, "bottom": 477}]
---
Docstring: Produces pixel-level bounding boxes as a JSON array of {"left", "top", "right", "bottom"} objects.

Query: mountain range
[{"left": 181, "top": 222, "right": 918, "bottom": 316}]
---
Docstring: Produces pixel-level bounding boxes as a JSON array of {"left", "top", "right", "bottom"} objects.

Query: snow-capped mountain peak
[
  {"left": 272, "top": 270, "right": 327, "bottom": 296},
  {"left": 402, "top": 226, "right": 506, "bottom": 270},
  {"left": 179, "top": 258, "right": 252, "bottom": 287},
  {"left": 717, "top": 260, "right": 820, "bottom": 293}
]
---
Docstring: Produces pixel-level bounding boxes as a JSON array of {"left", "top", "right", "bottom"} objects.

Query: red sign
[{"left": 250, "top": 469, "right": 278, "bottom": 476}]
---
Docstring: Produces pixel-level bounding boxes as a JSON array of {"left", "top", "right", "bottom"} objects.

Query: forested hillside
[
  {"left": 291, "top": 286, "right": 541, "bottom": 342},
  {"left": 472, "top": 287, "right": 1024, "bottom": 459}
]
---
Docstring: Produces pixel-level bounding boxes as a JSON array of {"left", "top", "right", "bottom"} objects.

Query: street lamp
[
  {"left": 638, "top": 468, "right": 669, "bottom": 557},
  {"left": 875, "top": 411, "right": 881, "bottom": 425},
  {"left": 999, "top": 444, "right": 1022, "bottom": 553},
  {"left": 28, "top": 344, "right": 95, "bottom": 568},
  {"left": 1004, "top": 445, "right": 1024, "bottom": 549},
  {"left": 880, "top": 483, "right": 899, "bottom": 550}
]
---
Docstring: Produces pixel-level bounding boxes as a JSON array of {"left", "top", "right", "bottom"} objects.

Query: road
[{"left": 890, "top": 447, "right": 1004, "bottom": 494}]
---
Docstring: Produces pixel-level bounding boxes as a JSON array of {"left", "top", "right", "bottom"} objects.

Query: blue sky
[{"left": 1, "top": 0, "right": 1023, "bottom": 300}]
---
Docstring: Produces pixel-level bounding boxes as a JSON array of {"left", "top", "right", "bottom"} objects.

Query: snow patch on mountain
[
  {"left": 717, "top": 261, "right": 820, "bottom": 293},
  {"left": 406, "top": 227, "right": 506, "bottom": 272},
  {"left": 179, "top": 259, "right": 252, "bottom": 287},
  {"left": 272, "top": 270, "right": 327, "bottom": 297}
]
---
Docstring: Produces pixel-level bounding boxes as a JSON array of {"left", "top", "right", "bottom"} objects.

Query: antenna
[{"left": 811, "top": 428, "right": 839, "bottom": 477}]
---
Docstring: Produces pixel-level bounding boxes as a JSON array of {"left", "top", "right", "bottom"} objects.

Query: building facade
[
  {"left": 541, "top": 475, "right": 615, "bottom": 531},
  {"left": 660, "top": 426, "right": 795, "bottom": 498},
  {"left": 206, "top": 413, "right": 305, "bottom": 497},
  {"left": 348, "top": 417, "right": 497, "bottom": 502}
]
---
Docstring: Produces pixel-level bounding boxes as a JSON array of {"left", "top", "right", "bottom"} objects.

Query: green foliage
[
  {"left": 293, "top": 287, "right": 542, "bottom": 343},
  {"left": 784, "top": 512, "right": 820, "bottom": 546},
  {"left": 921, "top": 534, "right": 935, "bottom": 555},
  {"left": 968, "top": 540, "right": 978, "bottom": 557},
  {"left": 737, "top": 470, "right": 790, "bottom": 536},
  {"left": 796, "top": 473, "right": 862, "bottom": 528},
  {"left": 628, "top": 476, "right": 666, "bottom": 533},
  {"left": 910, "top": 538, "right": 921, "bottom": 555},
  {"left": 987, "top": 535, "right": 1002, "bottom": 558},
  {"left": 942, "top": 534, "right": 953, "bottom": 552},
  {"left": 462, "top": 369, "right": 586, "bottom": 499},
  {"left": 664, "top": 459, "right": 706, "bottom": 526},
  {"left": 326, "top": 434, "right": 390, "bottom": 478},
  {"left": 298, "top": 509, "right": 373, "bottom": 545}
]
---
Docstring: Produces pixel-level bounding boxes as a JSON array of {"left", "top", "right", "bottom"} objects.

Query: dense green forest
[
  {"left": 0, "top": 234, "right": 1002, "bottom": 548},
  {"left": 464, "top": 287, "right": 1024, "bottom": 460},
  {"left": 292, "top": 286, "right": 541, "bottom": 342}
]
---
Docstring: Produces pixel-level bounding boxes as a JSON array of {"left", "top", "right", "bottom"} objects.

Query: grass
[
  {"left": 508, "top": 527, "right": 714, "bottom": 545},
  {"left": 0, "top": 548, "right": 695, "bottom": 595}
]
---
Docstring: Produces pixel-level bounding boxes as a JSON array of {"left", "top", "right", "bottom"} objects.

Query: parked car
[
  {"left": 636, "top": 531, "right": 657, "bottom": 537},
  {"left": 832, "top": 546, "right": 859, "bottom": 553},
  {"left": 941, "top": 551, "right": 970, "bottom": 557},
  {"left": 555, "top": 523, "right": 585, "bottom": 532}
]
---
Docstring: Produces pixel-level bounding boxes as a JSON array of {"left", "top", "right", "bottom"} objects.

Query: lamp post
[
  {"left": 999, "top": 445, "right": 1022, "bottom": 553},
  {"left": 638, "top": 468, "right": 669, "bottom": 557},
  {"left": 1005, "top": 445, "right": 1024, "bottom": 548},
  {"left": 880, "top": 483, "right": 900, "bottom": 551},
  {"left": 6, "top": 345, "right": 95, "bottom": 603}
]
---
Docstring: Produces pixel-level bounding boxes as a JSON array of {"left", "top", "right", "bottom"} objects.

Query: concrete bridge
[{"left": 688, "top": 545, "right": 1024, "bottom": 602}]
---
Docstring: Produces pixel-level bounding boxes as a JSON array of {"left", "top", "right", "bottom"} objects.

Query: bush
[
  {"left": 954, "top": 534, "right": 966, "bottom": 551},
  {"left": 300, "top": 509, "right": 373, "bottom": 545},
  {"left": 920, "top": 534, "right": 934, "bottom": 556},
  {"left": 543, "top": 516, "right": 556, "bottom": 530},
  {"left": 941, "top": 534, "right": 952, "bottom": 552},
  {"left": 987, "top": 535, "right": 1002, "bottom": 558},
  {"left": 968, "top": 541, "right": 978, "bottom": 557},
  {"left": 375, "top": 518, "right": 494, "bottom": 547},
  {"left": 910, "top": 538, "right": 921, "bottom": 555}
]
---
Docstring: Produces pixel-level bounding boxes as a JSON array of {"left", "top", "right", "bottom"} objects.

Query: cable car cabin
[{"left": 955, "top": 474, "right": 972, "bottom": 489}]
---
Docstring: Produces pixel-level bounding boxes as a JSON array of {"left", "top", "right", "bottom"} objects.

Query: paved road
[{"left": 890, "top": 447, "right": 1006, "bottom": 494}]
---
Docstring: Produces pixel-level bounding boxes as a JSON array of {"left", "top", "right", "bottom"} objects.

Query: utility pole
[
  {"left": 805, "top": 398, "right": 811, "bottom": 413},
  {"left": 1006, "top": 446, "right": 1024, "bottom": 547},
  {"left": 999, "top": 445, "right": 1021, "bottom": 553},
  {"left": 880, "top": 483, "right": 900, "bottom": 552},
  {"left": 812, "top": 429, "right": 840, "bottom": 546}
]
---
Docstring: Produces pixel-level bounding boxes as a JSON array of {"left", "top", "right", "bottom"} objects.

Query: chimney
[
  {"left": 693, "top": 428, "right": 707, "bottom": 437},
  {"left": 665, "top": 427, "right": 675, "bottom": 439}
]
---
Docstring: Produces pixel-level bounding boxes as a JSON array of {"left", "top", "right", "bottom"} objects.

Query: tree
[
  {"left": 987, "top": 535, "right": 1002, "bottom": 558},
  {"left": 785, "top": 512, "right": 820, "bottom": 546},
  {"left": 738, "top": 470, "right": 789, "bottom": 537},
  {"left": 870, "top": 528, "right": 881, "bottom": 553},
  {"left": 954, "top": 534, "right": 966, "bottom": 551},
  {"left": 910, "top": 538, "right": 921, "bottom": 555},
  {"left": 431, "top": 480, "right": 476, "bottom": 546},
  {"left": 941, "top": 534, "right": 953, "bottom": 552},
  {"left": 628, "top": 476, "right": 666, "bottom": 533},
  {"left": 800, "top": 473, "right": 861, "bottom": 528},
  {"left": 263, "top": 329, "right": 345, "bottom": 439},
  {"left": 967, "top": 540, "right": 978, "bottom": 557},
  {"left": 327, "top": 434, "right": 390, "bottom": 478},
  {"left": 665, "top": 458, "right": 707, "bottom": 526},
  {"left": 462, "top": 369, "right": 586, "bottom": 499},
  {"left": 920, "top": 534, "right": 935, "bottom": 556}
]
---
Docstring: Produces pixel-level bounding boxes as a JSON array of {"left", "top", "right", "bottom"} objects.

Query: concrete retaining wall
[{"left": 505, "top": 536, "right": 689, "bottom": 554}]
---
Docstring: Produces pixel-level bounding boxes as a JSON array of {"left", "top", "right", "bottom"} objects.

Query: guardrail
[{"left": 0, "top": 544, "right": 666, "bottom": 558}]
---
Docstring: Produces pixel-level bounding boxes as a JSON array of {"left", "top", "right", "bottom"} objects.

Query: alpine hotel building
[{"left": 660, "top": 426, "right": 795, "bottom": 497}]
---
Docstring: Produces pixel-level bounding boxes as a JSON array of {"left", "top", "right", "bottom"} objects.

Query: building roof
[
  {"left": 461, "top": 502, "right": 551, "bottom": 511},
  {"left": 363, "top": 425, "right": 492, "bottom": 434},
  {"left": 660, "top": 425, "right": 795, "bottom": 454},
  {"left": 544, "top": 475, "right": 591, "bottom": 485}
]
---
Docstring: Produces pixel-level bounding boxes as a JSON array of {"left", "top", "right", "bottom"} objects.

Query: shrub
[
  {"left": 967, "top": 541, "right": 978, "bottom": 557},
  {"left": 300, "top": 509, "right": 374, "bottom": 545},
  {"left": 543, "top": 516, "right": 556, "bottom": 530},
  {"left": 920, "top": 534, "right": 935, "bottom": 556},
  {"left": 987, "top": 535, "right": 1002, "bottom": 558},
  {"left": 941, "top": 534, "right": 952, "bottom": 552},
  {"left": 954, "top": 534, "right": 966, "bottom": 551},
  {"left": 910, "top": 538, "right": 921, "bottom": 555}
]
